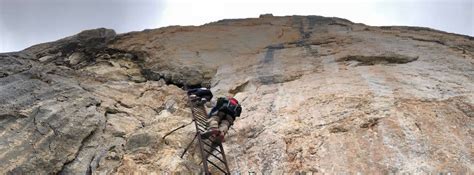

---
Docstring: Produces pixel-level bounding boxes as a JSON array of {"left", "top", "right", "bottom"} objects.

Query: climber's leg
[
  {"left": 207, "top": 115, "right": 220, "bottom": 129},
  {"left": 201, "top": 115, "right": 221, "bottom": 139},
  {"left": 216, "top": 114, "right": 234, "bottom": 142}
]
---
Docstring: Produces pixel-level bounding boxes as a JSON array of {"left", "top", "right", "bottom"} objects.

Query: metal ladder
[{"left": 187, "top": 98, "right": 231, "bottom": 174}]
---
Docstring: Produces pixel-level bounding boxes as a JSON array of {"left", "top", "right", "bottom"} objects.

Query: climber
[
  {"left": 201, "top": 96, "right": 242, "bottom": 142},
  {"left": 187, "top": 87, "right": 213, "bottom": 103}
]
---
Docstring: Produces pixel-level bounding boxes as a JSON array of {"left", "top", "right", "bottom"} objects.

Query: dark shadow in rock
[
  {"left": 338, "top": 53, "right": 418, "bottom": 66},
  {"left": 360, "top": 118, "right": 381, "bottom": 129},
  {"left": 258, "top": 73, "right": 303, "bottom": 85},
  {"left": 329, "top": 126, "right": 349, "bottom": 133}
]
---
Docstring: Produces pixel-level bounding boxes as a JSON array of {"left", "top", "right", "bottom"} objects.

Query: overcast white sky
[{"left": 0, "top": 0, "right": 472, "bottom": 52}]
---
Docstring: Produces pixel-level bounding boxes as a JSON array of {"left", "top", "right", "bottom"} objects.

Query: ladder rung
[
  {"left": 194, "top": 111, "right": 205, "bottom": 115},
  {"left": 203, "top": 149, "right": 226, "bottom": 164},
  {"left": 197, "top": 128, "right": 205, "bottom": 133},
  {"left": 196, "top": 122, "right": 207, "bottom": 128},
  {"left": 193, "top": 112, "right": 208, "bottom": 119},
  {"left": 201, "top": 139, "right": 214, "bottom": 148},
  {"left": 194, "top": 117, "right": 207, "bottom": 124},
  {"left": 202, "top": 139, "right": 212, "bottom": 147},
  {"left": 195, "top": 114, "right": 207, "bottom": 119},
  {"left": 207, "top": 159, "right": 227, "bottom": 174},
  {"left": 196, "top": 117, "right": 205, "bottom": 121},
  {"left": 195, "top": 116, "right": 205, "bottom": 121},
  {"left": 195, "top": 113, "right": 207, "bottom": 118},
  {"left": 195, "top": 119, "right": 206, "bottom": 125},
  {"left": 195, "top": 121, "right": 207, "bottom": 126},
  {"left": 195, "top": 116, "right": 206, "bottom": 120},
  {"left": 201, "top": 139, "right": 213, "bottom": 147},
  {"left": 192, "top": 107, "right": 202, "bottom": 111},
  {"left": 203, "top": 144, "right": 219, "bottom": 153},
  {"left": 201, "top": 141, "right": 222, "bottom": 155},
  {"left": 193, "top": 110, "right": 205, "bottom": 114},
  {"left": 196, "top": 122, "right": 207, "bottom": 127},
  {"left": 195, "top": 122, "right": 207, "bottom": 130}
]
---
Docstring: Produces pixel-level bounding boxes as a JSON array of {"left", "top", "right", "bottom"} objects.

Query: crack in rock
[{"left": 338, "top": 54, "right": 418, "bottom": 66}]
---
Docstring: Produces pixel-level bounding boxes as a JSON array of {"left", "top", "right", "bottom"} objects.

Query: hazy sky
[{"left": 0, "top": 0, "right": 472, "bottom": 52}]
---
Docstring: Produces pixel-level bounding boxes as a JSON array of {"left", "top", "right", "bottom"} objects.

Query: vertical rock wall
[{"left": 0, "top": 15, "right": 472, "bottom": 174}]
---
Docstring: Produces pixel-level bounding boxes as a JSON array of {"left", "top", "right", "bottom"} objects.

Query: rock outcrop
[{"left": 0, "top": 15, "right": 472, "bottom": 174}]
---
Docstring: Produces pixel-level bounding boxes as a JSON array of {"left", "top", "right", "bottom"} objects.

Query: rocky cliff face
[{"left": 0, "top": 15, "right": 473, "bottom": 174}]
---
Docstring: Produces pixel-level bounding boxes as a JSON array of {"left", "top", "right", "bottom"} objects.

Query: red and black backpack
[{"left": 216, "top": 97, "right": 242, "bottom": 118}]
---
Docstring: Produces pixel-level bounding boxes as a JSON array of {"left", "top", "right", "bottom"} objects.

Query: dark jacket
[{"left": 187, "top": 88, "right": 213, "bottom": 101}]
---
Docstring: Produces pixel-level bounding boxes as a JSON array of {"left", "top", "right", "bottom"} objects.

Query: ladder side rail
[
  {"left": 188, "top": 101, "right": 211, "bottom": 174},
  {"left": 219, "top": 143, "right": 231, "bottom": 174}
]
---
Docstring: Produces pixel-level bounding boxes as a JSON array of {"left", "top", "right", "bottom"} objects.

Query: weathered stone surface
[
  {"left": 24, "top": 28, "right": 116, "bottom": 68},
  {"left": 67, "top": 52, "right": 85, "bottom": 65},
  {"left": 0, "top": 53, "right": 102, "bottom": 174},
  {"left": 38, "top": 55, "right": 55, "bottom": 62},
  {"left": 0, "top": 15, "right": 473, "bottom": 174}
]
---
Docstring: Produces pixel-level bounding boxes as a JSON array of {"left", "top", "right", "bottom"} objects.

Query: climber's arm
[{"left": 208, "top": 106, "right": 218, "bottom": 117}]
